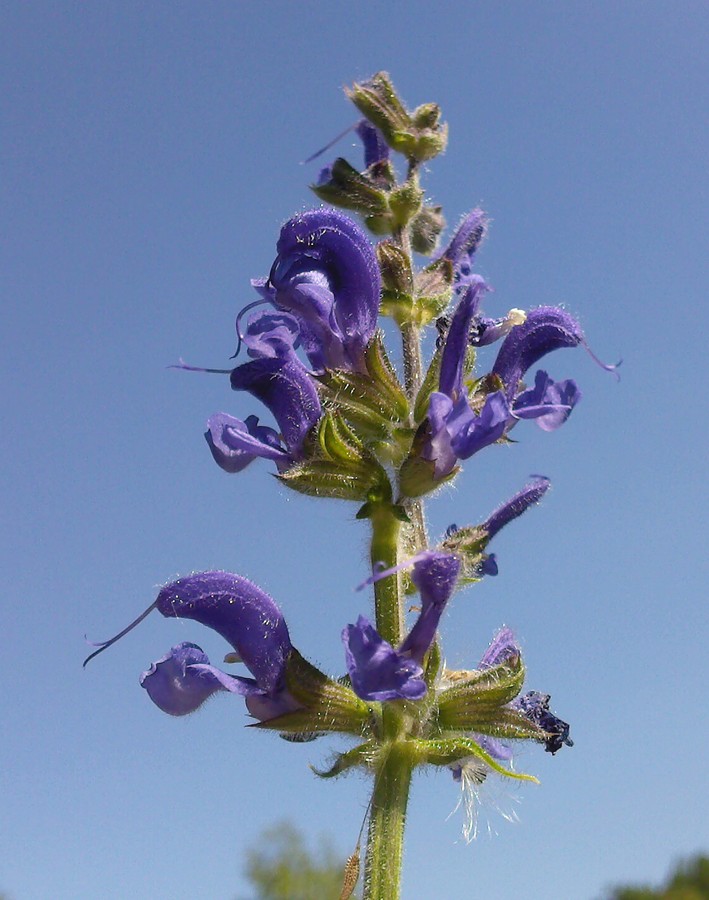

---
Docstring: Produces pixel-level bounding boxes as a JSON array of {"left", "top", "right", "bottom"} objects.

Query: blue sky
[{"left": 2, "top": 3, "right": 708, "bottom": 898}]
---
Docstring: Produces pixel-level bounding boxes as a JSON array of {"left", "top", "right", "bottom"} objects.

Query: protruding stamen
[
  {"left": 83, "top": 601, "right": 158, "bottom": 667},
  {"left": 233, "top": 298, "right": 271, "bottom": 359},
  {"left": 301, "top": 122, "right": 357, "bottom": 165},
  {"left": 582, "top": 339, "right": 622, "bottom": 381},
  {"left": 169, "top": 358, "right": 232, "bottom": 374}
]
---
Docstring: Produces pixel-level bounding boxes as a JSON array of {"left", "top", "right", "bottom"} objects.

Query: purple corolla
[
  {"left": 85, "top": 572, "right": 298, "bottom": 722},
  {"left": 424, "top": 278, "right": 510, "bottom": 478},
  {"left": 437, "top": 208, "right": 488, "bottom": 295},
  {"left": 262, "top": 208, "right": 381, "bottom": 373},
  {"left": 492, "top": 306, "right": 583, "bottom": 427},
  {"left": 344, "top": 552, "right": 460, "bottom": 701},
  {"left": 424, "top": 288, "right": 582, "bottom": 479},
  {"left": 471, "top": 627, "right": 573, "bottom": 757},
  {"left": 206, "top": 345, "right": 322, "bottom": 474},
  {"left": 316, "top": 119, "right": 390, "bottom": 185}
]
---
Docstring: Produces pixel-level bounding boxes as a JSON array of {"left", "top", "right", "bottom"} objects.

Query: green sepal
[
  {"left": 438, "top": 653, "right": 526, "bottom": 706},
  {"left": 388, "top": 180, "right": 423, "bottom": 228},
  {"left": 423, "top": 640, "right": 442, "bottom": 689},
  {"left": 311, "top": 157, "right": 390, "bottom": 215},
  {"left": 368, "top": 158, "right": 397, "bottom": 191},
  {"left": 346, "top": 73, "right": 411, "bottom": 154},
  {"left": 413, "top": 259, "right": 454, "bottom": 325},
  {"left": 316, "top": 339, "right": 409, "bottom": 441},
  {"left": 248, "top": 650, "right": 372, "bottom": 738},
  {"left": 409, "top": 736, "right": 539, "bottom": 784},
  {"left": 383, "top": 260, "right": 455, "bottom": 327},
  {"left": 277, "top": 459, "right": 390, "bottom": 502},
  {"left": 397, "top": 423, "right": 459, "bottom": 498},
  {"left": 377, "top": 241, "right": 414, "bottom": 297},
  {"left": 440, "top": 523, "right": 494, "bottom": 580},
  {"left": 435, "top": 655, "right": 529, "bottom": 736},
  {"left": 364, "top": 213, "right": 394, "bottom": 236},
  {"left": 316, "top": 371, "right": 395, "bottom": 440},
  {"left": 346, "top": 72, "right": 448, "bottom": 163},
  {"left": 380, "top": 292, "right": 416, "bottom": 324},
  {"left": 364, "top": 333, "right": 410, "bottom": 421},
  {"left": 410, "top": 205, "right": 445, "bottom": 256},
  {"left": 315, "top": 411, "right": 368, "bottom": 464},
  {"left": 311, "top": 740, "right": 378, "bottom": 778},
  {"left": 412, "top": 102, "right": 442, "bottom": 129},
  {"left": 413, "top": 346, "right": 442, "bottom": 423}
]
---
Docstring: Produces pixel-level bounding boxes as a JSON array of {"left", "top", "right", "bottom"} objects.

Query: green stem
[
  {"left": 370, "top": 503, "right": 403, "bottom": 647},
  {"left": 363, "top": 740, "right": 413, "bottom": 900},
  {"left": 401, "top": 321, "right": 424, "bottom": 407},
  {"left": 362, "top": 156, "right": 426, "bottom": 900}
]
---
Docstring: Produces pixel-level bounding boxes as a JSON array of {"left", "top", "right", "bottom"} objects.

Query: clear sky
[{"left": 2, "top": 3, "right": 708, "bottom": 899}]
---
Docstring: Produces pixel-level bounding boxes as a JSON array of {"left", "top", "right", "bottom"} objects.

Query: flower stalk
[{"left": 363, "top": 742, "right": 413, "bottom": 900}]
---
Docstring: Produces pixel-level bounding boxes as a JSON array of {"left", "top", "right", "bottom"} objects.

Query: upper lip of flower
[
  {"left": 491, "top": 306, "right": 583, "bottom": 393},
  {"left": 267, "top": 208, "right": 381, "bottom": 373},
  {"left": 84, "top": 571, "right": 299, "bottom": 722}
]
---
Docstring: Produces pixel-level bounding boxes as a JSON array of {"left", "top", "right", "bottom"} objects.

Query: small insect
[{"left": 435, "top": 315, "right": 450, "bottom": 348}]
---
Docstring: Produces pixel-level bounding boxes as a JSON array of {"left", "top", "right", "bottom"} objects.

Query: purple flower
[
  {"left": 437, "top": 208, "right": 488, "bottom": 294},
  {"left": 481, "top": 476, "right": 551, "bottom": 542},
  {"left": 399, "top": 552, "right": 461, "bottom": 663},
  {"left": 424, "top": 297, "right": 583, "bottom": 480},
  {"left": 85, "top": 572, "right": 297, "bottom": 722},
  {"left": 206, "top": 354, "right": 322, "bottom": 474},
  {"left": 478, "top": 625, "right": 520, "bottom": 669},
  {"left": 342, "top": 616, "right": 426, "bottom": 702},
  {"left": 492, "top": 306, "right": 583, "bottom": 428},
  {"left": 355, "top": 119, "right": 390, "bottom": 168},
  {"left": 345, "top": 552, "right": 460, "bottom": 701},
  {"left": 448, "top": 626, "right": 572, "bottom": 812},
  {"left": 143, "top": 572, "right": 298, "bottom": 721},
  {"left": 424, "top": 279, "right": 512, "bottom": 478},
  {"left": 478, "top": 628, "right": 573, "bottom": 755},
  {"left": 513, "top": 369, "right": 581, "bottom": 431},
  {"left": 263, "top": 208, "right": 381, "bottom": 373},
  {"left": 513, "top": 692, "right": 573, "bottom": 755},
  {"left": 316, "top": 119, "right": 390, "bottom": 185}
]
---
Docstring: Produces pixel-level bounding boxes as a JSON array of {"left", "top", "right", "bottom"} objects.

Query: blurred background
[{"left": 2, "top": 3, "right": 708, "bottom": 898}]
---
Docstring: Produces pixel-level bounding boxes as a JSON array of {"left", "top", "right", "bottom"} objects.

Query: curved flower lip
[
  {"left": 492, "top": 306, "right": 620, "bottom": 394},
  {"left": 268, "top": 208, "right": 381, "bottom": 371},
  {"left": 342, "top": 615, "right": 426, "bottom": 702},
  {"left": 492, "top": 307, "right": 584, "bottom": 394},
  {"left": 229, "top": 355, "right": 322, "bottom": 457},
  {"left": 84, "top": 571, "right": 293, "bottom": 704},
  {"left": 511, "top": 371, "right": 581, "bottom": 431},
  {"left": 206, "top": 412, "right": 290, "bottom": 474},
  {"left": 139, "top": 641, "right": 261, "bottom": 717},
  {"left": 154, "top": 572, "right": 292, "bottom": 697}
]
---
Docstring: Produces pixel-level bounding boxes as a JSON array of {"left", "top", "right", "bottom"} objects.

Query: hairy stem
[
  {"left": 370, "top": 503, "right": 403, "bottom": 647},
  {"left": 362, "top": 741, "right": 413, "bottom": 900}
]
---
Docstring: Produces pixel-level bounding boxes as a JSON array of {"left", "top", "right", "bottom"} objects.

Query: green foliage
[
  {"left": 607, "top": 854, "right": 709, "bottom": 899},
  {"left": 240, "top": 821, "right": 359, "bottom": 900}
]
